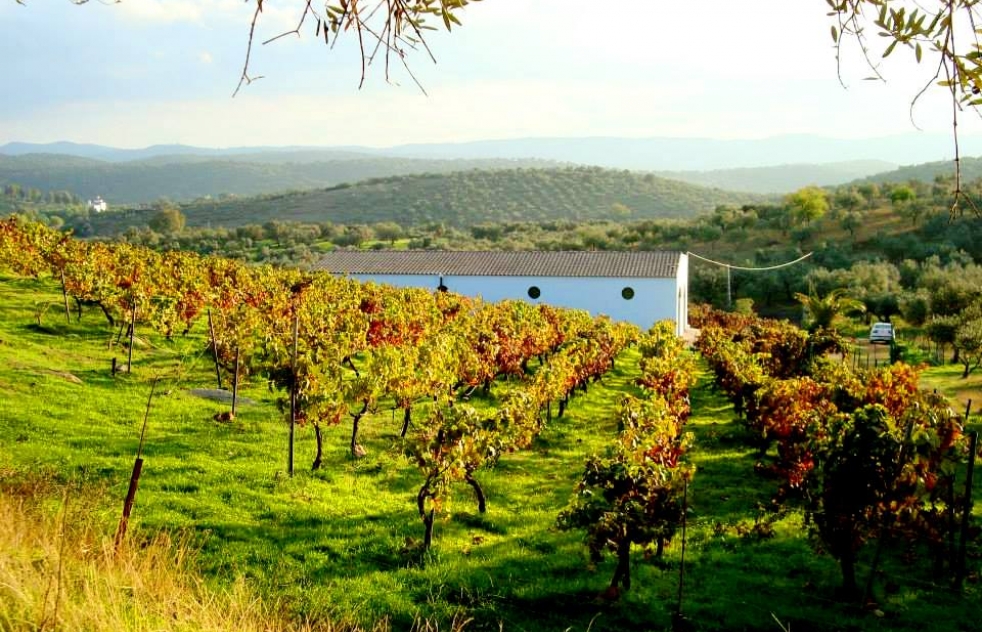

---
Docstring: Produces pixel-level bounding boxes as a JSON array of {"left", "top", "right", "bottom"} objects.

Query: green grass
[{"left": 1, "top": 273, "right": 980, "bottom": 631}]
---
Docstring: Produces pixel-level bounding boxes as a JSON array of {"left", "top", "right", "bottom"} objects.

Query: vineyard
[{"left": 0, "top": 217, "right": 980, "bottom": 631}]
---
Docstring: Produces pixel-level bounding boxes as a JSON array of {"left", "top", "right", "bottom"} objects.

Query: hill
[
  {"left": 367, "top": 133, "right": 982, "bottom": 170},
  {"left": 854, "top": 155, "right": 982, "bottom": 185},
  {"left": 0, "top": 153, "right": 564, "bottom": 205},
  {"left": 654, "top": 159, "right": 896, "bottom": 194},
  {"left": 77, "top": 166, "right": 767, "bottom": 233}
]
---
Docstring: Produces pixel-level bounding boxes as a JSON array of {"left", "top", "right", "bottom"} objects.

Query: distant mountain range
[
  {"left": 654, "top": 160, "right": 897, "bottom": 193},
  {"left": 3, "top": 132, "right": 976, "bottom": 169},
  {"left": 0, "top": 134, "right": 977, "bottom": 204}
]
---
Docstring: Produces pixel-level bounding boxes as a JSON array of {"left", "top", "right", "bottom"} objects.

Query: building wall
[
  {"left": 346, "top": 272, "right": 683, "bottom": 330},
  {"left": 675, "top": 253, "right": 689, "bottom": 336}
]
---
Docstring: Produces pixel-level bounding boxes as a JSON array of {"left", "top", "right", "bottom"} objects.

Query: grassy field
[{"left": 1, "top": 274, "right": 980, "bottom": 631}]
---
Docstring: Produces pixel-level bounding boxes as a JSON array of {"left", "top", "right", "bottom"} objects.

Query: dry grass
[{"left": 0, "top": 479, "right": 468, "bottom": 632}]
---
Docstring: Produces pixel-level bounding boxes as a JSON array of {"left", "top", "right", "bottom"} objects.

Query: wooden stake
[
  {"left": 231, "top": 346, "right": 240, "bottom": 417},
  {"left": 126, "top": 302, "right": 136, "bottom": 374},
  {"left": 289, "top": 314, "right": 298, "bottom": 477},
  {"left": 207, "top": 309, "right": 223, "bottom": 390},
  {"left": 676, "top": 477, "right": 689, "bottom": 624},
  {"left": 955, "top": 431, "right": 978, "bottom": 589},
  {"left": 114, "top": 377, "right": 157, "bottom": 551},
  {"left": 60, "top": 271, "right": 71, "bottom": 323}
]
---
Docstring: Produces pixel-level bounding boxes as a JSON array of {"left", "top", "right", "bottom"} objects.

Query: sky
[{"left": 2, "top": 0, "right": 981, "bottom": 148}]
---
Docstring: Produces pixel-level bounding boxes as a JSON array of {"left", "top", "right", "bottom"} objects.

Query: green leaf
[
  {"left": 831, "top": 25, "right": 838, "bottom": 43},
  {"left": 883, "top": 40, "right": 897, "bottom": 58},
  {"left": 916, "top": 42, "right": 922, "bottom": 63}
]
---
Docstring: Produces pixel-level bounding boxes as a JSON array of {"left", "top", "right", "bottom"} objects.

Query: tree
[
  {"left": 955, "top": 317, "right": 982, "bottom": 378},
  {"left": 232, "top": 0, "right": 481, "bottom": 95},
  {"left": 149, "top": 206, "right": 186, "bottom": 234},
  {"left": 839, "top": 210, "right": 861, "bottom": 237},
  {"left": 795, "top": 288, "right": 866, "bottom": 333},
  {"left": 856, "top": 183, "right": 880, "bottom": 210},
  {"left": 786, "top": 186, "right": 829, "bottom": 227},
  {"left": 373, "top": 221, "right": 404, "bottom": 245},
  {"left": 829, "top": 2, "right": 982, "bottom": 208},
  {"left": 833, "top": 188, "right": 865, "bottom": 214}
]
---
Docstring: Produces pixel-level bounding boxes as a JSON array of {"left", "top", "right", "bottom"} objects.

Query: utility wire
[
  {"left": 686, "top": 251, "right": 814, "bottom": 271},
  {"left": 686, "top": 251, "right": 814, "bottom": 306}
]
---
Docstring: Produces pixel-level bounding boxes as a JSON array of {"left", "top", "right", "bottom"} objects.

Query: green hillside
[
  {"left": 0, "top": 153, "right": 563, "bottom": 205},
  {"left": 856, "top": 155, "right": 982, "bottom": 185},
  {"left": 76, "top": 166, "right": 766, "bottom": 233}
]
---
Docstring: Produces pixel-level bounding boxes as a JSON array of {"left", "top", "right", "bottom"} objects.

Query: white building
[
  {"left": 313, "top": 251, "right": 689, "bottom": 334},
  {"left": 87, "top": 196, "right": 107, "bottom": 213}
]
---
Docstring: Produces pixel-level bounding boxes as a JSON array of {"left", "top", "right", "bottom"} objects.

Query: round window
[
  {"left": 621, "top": 287, "right": 635, "bottom": 300},
  {"left": 528, "top": 286, "right": 541, "bottom": 299}
]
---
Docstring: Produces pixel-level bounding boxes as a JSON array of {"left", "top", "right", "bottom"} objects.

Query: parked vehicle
[{"left": 869, "top": 322, "right": 895, "bottom": 344}]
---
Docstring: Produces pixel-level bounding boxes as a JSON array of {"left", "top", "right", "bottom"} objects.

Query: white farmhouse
[
  {"left": 87, "top": 196, "right": 108, "bottom": 213},
  {"left": 313, "top": 250, "right": 689, "bottom": 334}
]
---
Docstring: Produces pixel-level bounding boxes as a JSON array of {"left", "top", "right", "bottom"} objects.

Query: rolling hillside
[
  {"left": 855, "top": 155, "right": 982, "bottom": 185},
  {"left": 655, "top": 160, "right": 896, "bottom": 193},
  {"left": 79, "top": 166, "right": 767, "bottom": 233},
  {"left": 0, "top": 153, "right": 563, "bottom": 205}
]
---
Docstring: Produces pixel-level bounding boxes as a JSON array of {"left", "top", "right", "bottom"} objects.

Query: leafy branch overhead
[
  {"left": 235, "top": 0, "right": 481, "bottom": 96},
  {"left": 828, "top": 1, "right": 982, "bottom": 213}
]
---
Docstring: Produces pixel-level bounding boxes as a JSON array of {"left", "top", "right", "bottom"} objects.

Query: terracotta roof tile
[{"left": 313, "top": 251, "right": 682, "bottom": 278}]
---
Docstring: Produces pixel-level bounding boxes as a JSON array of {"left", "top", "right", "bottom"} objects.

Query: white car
[{"left": 869, "top": 322, "right": 895, "bottom": 345}]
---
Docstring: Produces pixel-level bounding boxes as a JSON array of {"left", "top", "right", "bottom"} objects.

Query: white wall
[
  {"left": 345, "top": 266, "right": 688, "bottom": 332},
  {"left": 676, "top": 253, "right": 689, "bottom": 336}
]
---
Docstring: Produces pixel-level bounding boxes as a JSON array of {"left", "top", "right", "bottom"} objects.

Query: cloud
[{"left": 198, "top": 51, "right": 214, "bottom": 65}]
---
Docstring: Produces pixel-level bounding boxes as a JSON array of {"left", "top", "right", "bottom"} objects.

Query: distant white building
[
  {"left": 313, "top": 250, "right": 689, "bottom": 334},
  {"left": 87, "top": 196, "right": 107, "bottom": 213}
]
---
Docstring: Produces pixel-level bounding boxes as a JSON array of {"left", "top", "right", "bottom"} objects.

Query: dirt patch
[
  {"left": 37, "top": 369, "right": 83, "bottom": 384},
  {"left": 682, "top": 327, "right": 701, "bottom": 348},
  {"left": 10, "top": 364, "right": 84, "bottom": 385},
  {"left": 187, "top": 388, "right": 255, "bottom": 406}
]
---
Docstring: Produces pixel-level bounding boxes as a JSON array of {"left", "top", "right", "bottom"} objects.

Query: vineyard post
[
  {"left": 288, "top": 313, "right": 298, "bottom": 477},
  {"left": 947, "top": 472, "right": 958, "bottom": 575},
  {"left": 674, "top": 477, "right": 689, "bottom": 630},
  {"left": 231, "top": 346, "right": 240, "bottom": 417},
  {"left": 955, "top": 431, "right": 978, "bottom": 589},
  {"left": 965, "top": 400, "right": 973, "bottom": 424},
  {"left": 114, "top": 376, "right": 157, "bottom": 552},
  {"left": 59, "top": 270, "right": 70, "bottom": 323},
  {"left": 207, "top": 309, "right": 223, "bottom": 389},
  {"left": 127, "top": 302, "right": 136, "bottom": 373}
]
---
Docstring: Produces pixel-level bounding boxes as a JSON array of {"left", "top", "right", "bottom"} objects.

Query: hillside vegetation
[
  {"left": 857, "top": 155, "right": 982, "bottom": 185},
  {"left": 0, "top": 153, "right": 563, "bottom": 205},
  {"left": 76, "top": 167, "right": 765, "bottom": 232}
]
